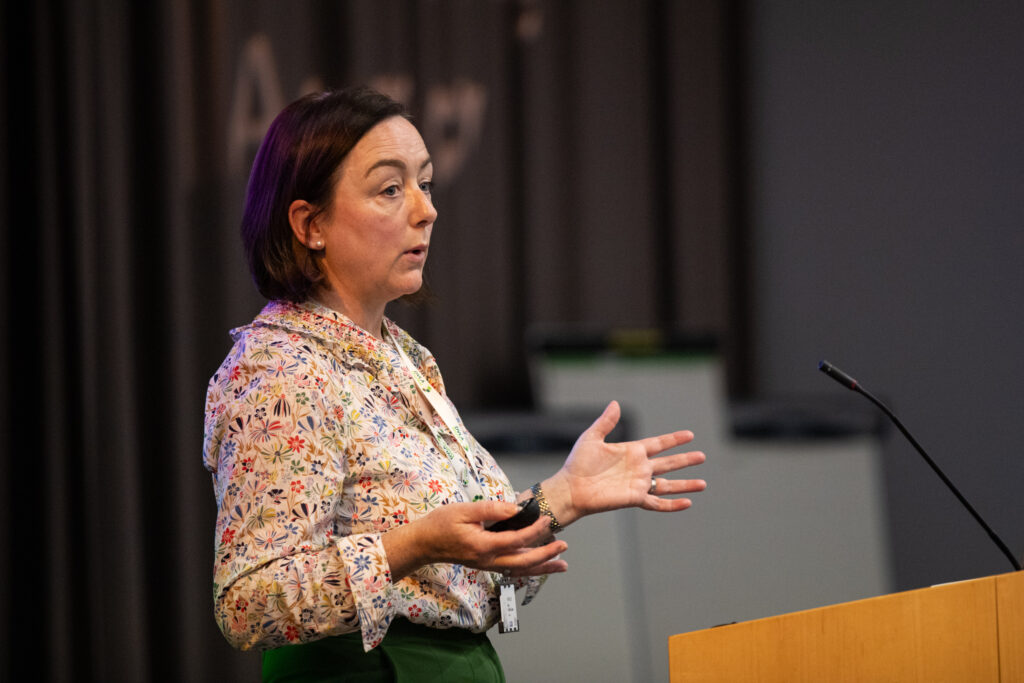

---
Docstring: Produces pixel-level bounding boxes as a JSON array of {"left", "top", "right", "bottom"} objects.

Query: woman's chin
[{"left": 394, "top": 279, "right": 431, "bottom": 306}]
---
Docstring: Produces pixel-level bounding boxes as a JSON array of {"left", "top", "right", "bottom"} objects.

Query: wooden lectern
[{"left": 669, "top": 571, "right": 1024, "bottom": 682}]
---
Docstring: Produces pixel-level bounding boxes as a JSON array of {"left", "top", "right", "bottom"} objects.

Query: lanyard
[
  {"left": 383, "top": 326, "right": 517, "bottom": 621},
  {"left": 384, "top": 326, "right": 488, "bottom": 502}
]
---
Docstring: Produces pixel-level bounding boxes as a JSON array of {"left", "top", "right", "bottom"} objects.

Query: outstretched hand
[{"left": 543, "top": 401, "right": 706, "bottom": 526}]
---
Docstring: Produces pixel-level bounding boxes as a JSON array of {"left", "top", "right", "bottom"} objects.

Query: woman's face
[{"left": 314, "top": 116, "right": 436, "bottom": 316}]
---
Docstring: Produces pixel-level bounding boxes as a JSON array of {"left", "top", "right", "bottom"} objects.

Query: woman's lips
[{"left": 403, "top": 245, "right": 428, "bottom": 261}]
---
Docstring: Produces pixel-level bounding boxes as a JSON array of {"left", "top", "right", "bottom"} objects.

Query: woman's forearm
[{"left": 380, "top": 520, "right": 432, "bottom": 582}]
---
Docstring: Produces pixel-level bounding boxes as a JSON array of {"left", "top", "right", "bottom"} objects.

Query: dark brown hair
[{"left": 241, "top": 87, "right": 409, "bottom": 302}]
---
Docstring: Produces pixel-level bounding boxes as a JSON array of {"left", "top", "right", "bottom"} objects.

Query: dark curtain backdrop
[{"left": 1, "top": 1, "right": 738, "bottom": 680}]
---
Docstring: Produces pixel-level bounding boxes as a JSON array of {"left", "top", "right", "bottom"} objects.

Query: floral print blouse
[{"left": 203, "top": 300, "right": 542, "bottom": 652}]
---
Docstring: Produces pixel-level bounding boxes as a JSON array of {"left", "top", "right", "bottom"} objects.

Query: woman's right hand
[{"left": 381, "top": 500, "right": 568, "bottom": 582}]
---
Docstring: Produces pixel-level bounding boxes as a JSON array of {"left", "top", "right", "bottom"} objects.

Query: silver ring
[{"left": 649, "top": 478, "right": 658, "bottom": 494}]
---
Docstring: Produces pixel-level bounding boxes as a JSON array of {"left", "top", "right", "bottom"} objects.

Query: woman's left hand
[{"left": 542, "top": 400, "right": 706, "bottom": 527}]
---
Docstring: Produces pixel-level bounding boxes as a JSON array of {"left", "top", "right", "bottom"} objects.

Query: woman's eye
[
  {"left": 419, "top": 180, "right": 433, "bottom": 194},
  {"left": 382, "top": 185, "right": 400, "bottom": 197}
]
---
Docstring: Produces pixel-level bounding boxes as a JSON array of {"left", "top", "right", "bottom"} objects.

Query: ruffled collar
[{"left": 235, "top": 299, "right": 429, "bottom": 375}]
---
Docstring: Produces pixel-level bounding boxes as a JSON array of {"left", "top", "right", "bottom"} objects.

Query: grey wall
[{"left": 748, "top": 1, "right": 1024, "bottom": 589}]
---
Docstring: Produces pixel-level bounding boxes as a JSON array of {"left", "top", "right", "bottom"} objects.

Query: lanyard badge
[{"left": 498, "top": 581, "right": 519, "bottom": 633}]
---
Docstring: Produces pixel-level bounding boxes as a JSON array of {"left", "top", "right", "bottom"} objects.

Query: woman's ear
[{"left": 288, "top": 199, "right": 324, "bottom": 249}]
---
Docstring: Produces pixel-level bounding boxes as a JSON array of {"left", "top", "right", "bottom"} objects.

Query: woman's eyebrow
[{"left": 365, "top": 157, "right": 433, "bottom": 177}]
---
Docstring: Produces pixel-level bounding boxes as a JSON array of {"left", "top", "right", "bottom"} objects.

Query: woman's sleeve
[{"left": 203, "top": 338, "right": 398, "bottom": 652}]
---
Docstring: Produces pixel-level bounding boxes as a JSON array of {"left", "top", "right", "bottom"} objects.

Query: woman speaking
[{"left": 202, "top": 86, "right": 707, "bottom": 682}]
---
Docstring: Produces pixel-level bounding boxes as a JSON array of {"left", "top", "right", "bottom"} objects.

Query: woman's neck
[{"left": 313, "top": 289, "right": 385, "bottom": 339}]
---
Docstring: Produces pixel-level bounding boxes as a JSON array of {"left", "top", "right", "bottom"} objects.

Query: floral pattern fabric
[{"left": 203, "top": 300, "right": 541, "bottom": 652}]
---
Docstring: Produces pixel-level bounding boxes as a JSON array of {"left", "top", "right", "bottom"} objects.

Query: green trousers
[{"left": 261, "top": 619, "right": 506, "bottom": 683}]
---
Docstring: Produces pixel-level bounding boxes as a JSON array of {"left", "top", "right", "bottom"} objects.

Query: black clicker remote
[{"left": 485, "top": 497, "right": 541, "bottom": 532}]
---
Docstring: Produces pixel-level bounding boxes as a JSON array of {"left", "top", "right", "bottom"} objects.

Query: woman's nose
[{"left": 412, "top": 187, "right": 437, "bottom": 226}]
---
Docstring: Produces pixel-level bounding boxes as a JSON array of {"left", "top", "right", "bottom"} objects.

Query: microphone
[{"left": 818, "top": 360, "right": 1021, "bottom": 572}]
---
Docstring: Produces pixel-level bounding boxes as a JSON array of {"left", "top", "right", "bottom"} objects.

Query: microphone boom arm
[{"left": 819, "top": 360, "right": 1021, "bottom": 572}]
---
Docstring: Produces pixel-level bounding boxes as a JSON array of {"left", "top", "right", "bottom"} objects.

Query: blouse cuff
[{"left": 337, "top": 533, "right": 397, "bottom": 651}]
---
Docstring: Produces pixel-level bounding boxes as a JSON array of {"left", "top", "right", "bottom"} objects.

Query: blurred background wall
[
  {"left": 747, "top": 0, "right": 1023, "bottom": 595},
  {"left": 2, "top": 0, "right": 1021, "bottom": 680}
]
